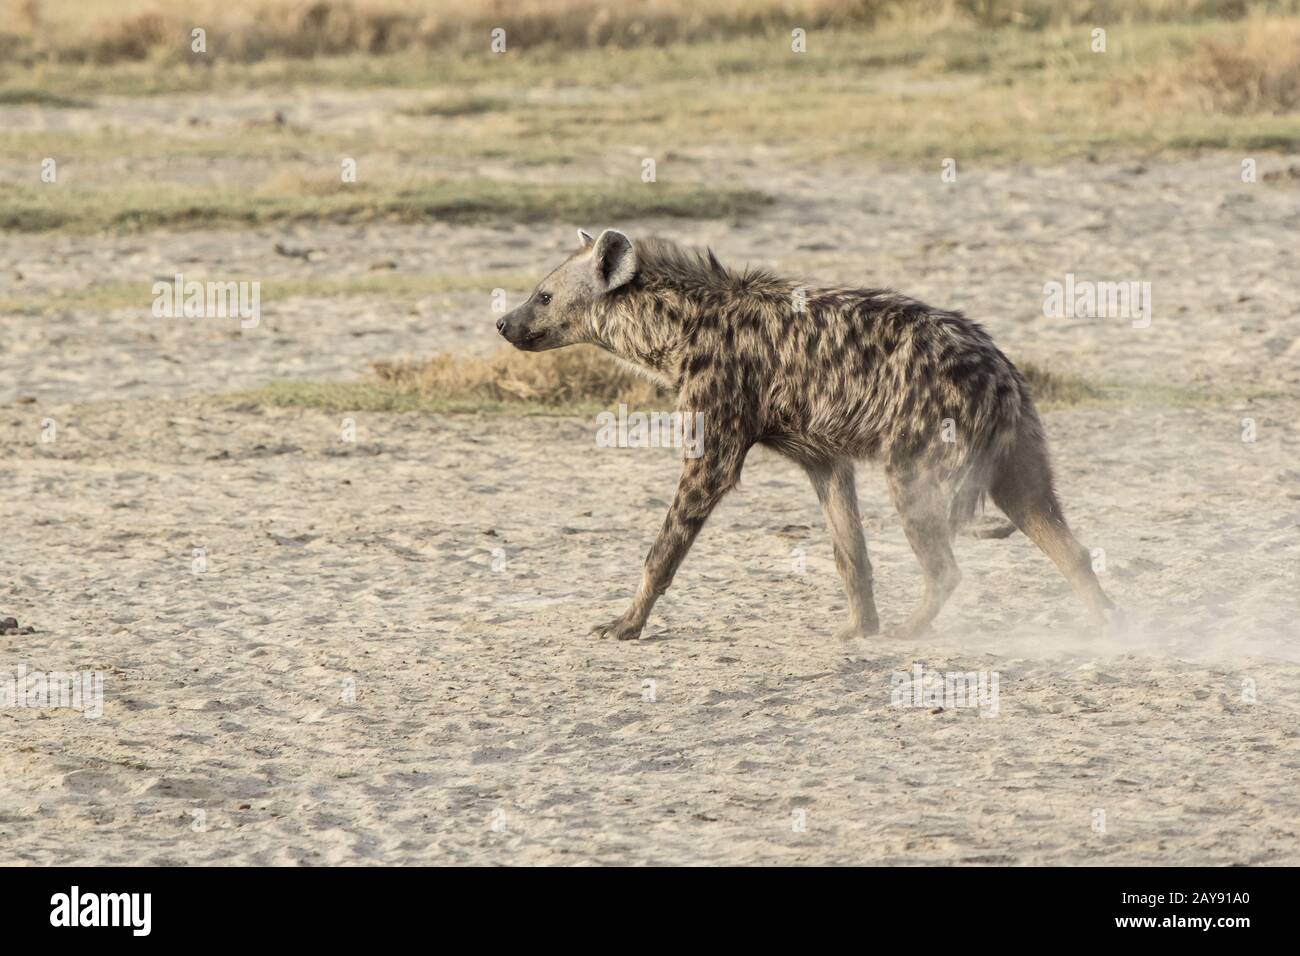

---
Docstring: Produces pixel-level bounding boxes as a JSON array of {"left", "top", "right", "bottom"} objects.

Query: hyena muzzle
[{"left": 497, "top": 228, "right": 1119, "bottom": 640}]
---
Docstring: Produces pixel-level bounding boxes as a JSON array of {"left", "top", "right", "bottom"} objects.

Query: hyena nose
[{"left": 496, "top": 317, "right": 507, "bottom": 334}]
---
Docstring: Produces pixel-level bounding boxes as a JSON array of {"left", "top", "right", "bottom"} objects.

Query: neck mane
[{"left": 592, "top": 238, "right": 786, "bottom": 382}]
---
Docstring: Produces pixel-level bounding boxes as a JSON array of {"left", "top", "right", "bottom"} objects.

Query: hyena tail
[{"left": 985, "top": 405, "right": 1118, "bottom": 625}]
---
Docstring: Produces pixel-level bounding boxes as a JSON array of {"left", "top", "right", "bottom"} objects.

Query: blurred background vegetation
[
  {"left": 0, "top": 0, "right": 1294, "bottom": 228},
  {"left": 2, "top": 0, "right": 1297, "bottom": 234},
  {"left": 3, "top": 0, "right": 1299, "bottom": 65},
  {"left": 2, "top": 0, "right": 1295, "bottom": 409}
]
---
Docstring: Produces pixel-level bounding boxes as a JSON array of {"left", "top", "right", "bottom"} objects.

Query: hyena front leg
[
  {"left": 804, "top": 458, "right": 880, "bottom": 640},
  {"left": 591, "top": 445, "right": 745, "bottom": 641},
  {"left": 886, "top": 467, "right": 962, "bottom": 639}
]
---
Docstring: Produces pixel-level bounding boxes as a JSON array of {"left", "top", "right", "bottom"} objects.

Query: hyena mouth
[{"left": 515, "top": 329, "right": 547, "bottom": 349}]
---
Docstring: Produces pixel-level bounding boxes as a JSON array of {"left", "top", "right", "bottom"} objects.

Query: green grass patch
[
  {"left": 0, "top": 88, "right": 92, "bottom": 107},
  {"left": 0, "top": 270, "right": 537, "bottom": 315},
  {"left": 0, "top": 180, "right": 774, "bottom": 234},
  {"left": 397, "top": 94, "right": 510, "bottom": 117}
]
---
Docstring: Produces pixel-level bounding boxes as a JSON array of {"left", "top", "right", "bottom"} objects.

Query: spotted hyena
[{"left": 497, "top": 229, "right": 1118, "bottom": 641}]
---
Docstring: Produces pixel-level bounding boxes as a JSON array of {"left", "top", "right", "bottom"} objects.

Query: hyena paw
[
  {"left": 885, "top": 618, "right": 933, "bottom": 640},
  {"left": 590, "top": 614, "right": 644, "bottom": 641},
  {"left": 1098, "top": 604, "right": 1127, "bottom": 636},
  {"left": 833, "top": 619, "right": 880, "bottom": 641}
]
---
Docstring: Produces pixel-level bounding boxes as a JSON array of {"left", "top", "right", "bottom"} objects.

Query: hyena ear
[
  {"left": 592, "top": 229, "right": 636, "bottom": 292},
  {"left": 577, "top": 229, "right": 595, "bottom": 249}
]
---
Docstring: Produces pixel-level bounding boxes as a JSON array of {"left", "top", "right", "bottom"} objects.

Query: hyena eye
[{"left": 536, "top": 291, "right": 552, "bottom": 305}]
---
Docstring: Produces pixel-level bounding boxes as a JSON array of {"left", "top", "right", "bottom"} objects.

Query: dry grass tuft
[
  {"left": 8, "top": 0, "right": 1298, "bottom": 65},
  {"left": 4, "top": 0, "right": 899, "bottom": 64},
  {"left": 1188, "top": 19, "right": 1300, "bottom": 112},
  {"left": 1017, "top": 361, "right": 1102, "bottom": 406},
  {"left": 371, "top": 346, "right": 668, "bottom": 408},
  {"left": 1122, "top": 17, "right": 1300, "bottom": 114},
  {"left": 82, "top": 12, "right": 172, "bottom": 64}
]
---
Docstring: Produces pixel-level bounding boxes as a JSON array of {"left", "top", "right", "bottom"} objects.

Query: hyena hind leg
[
  {"left": 804, "top": 458, "right": 880, "bottom": 639},
  {"left": 989, "top": 435, "right": 1118, "bottom": 629},
  {"left": 886, "top": 467, "right": 962, "bottom": 639}
]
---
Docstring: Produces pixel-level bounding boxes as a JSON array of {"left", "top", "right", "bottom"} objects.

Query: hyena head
[{"left": 496, "top": 228, "right": 637, "bottom": 351}]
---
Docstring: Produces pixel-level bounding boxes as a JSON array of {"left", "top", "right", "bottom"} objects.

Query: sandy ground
[
  {"left": 2, "top": 397, "right": 1298, "bottom": 865},
  {"left": 1, "top": 93, "right": 1298, "bottom": 862}
]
